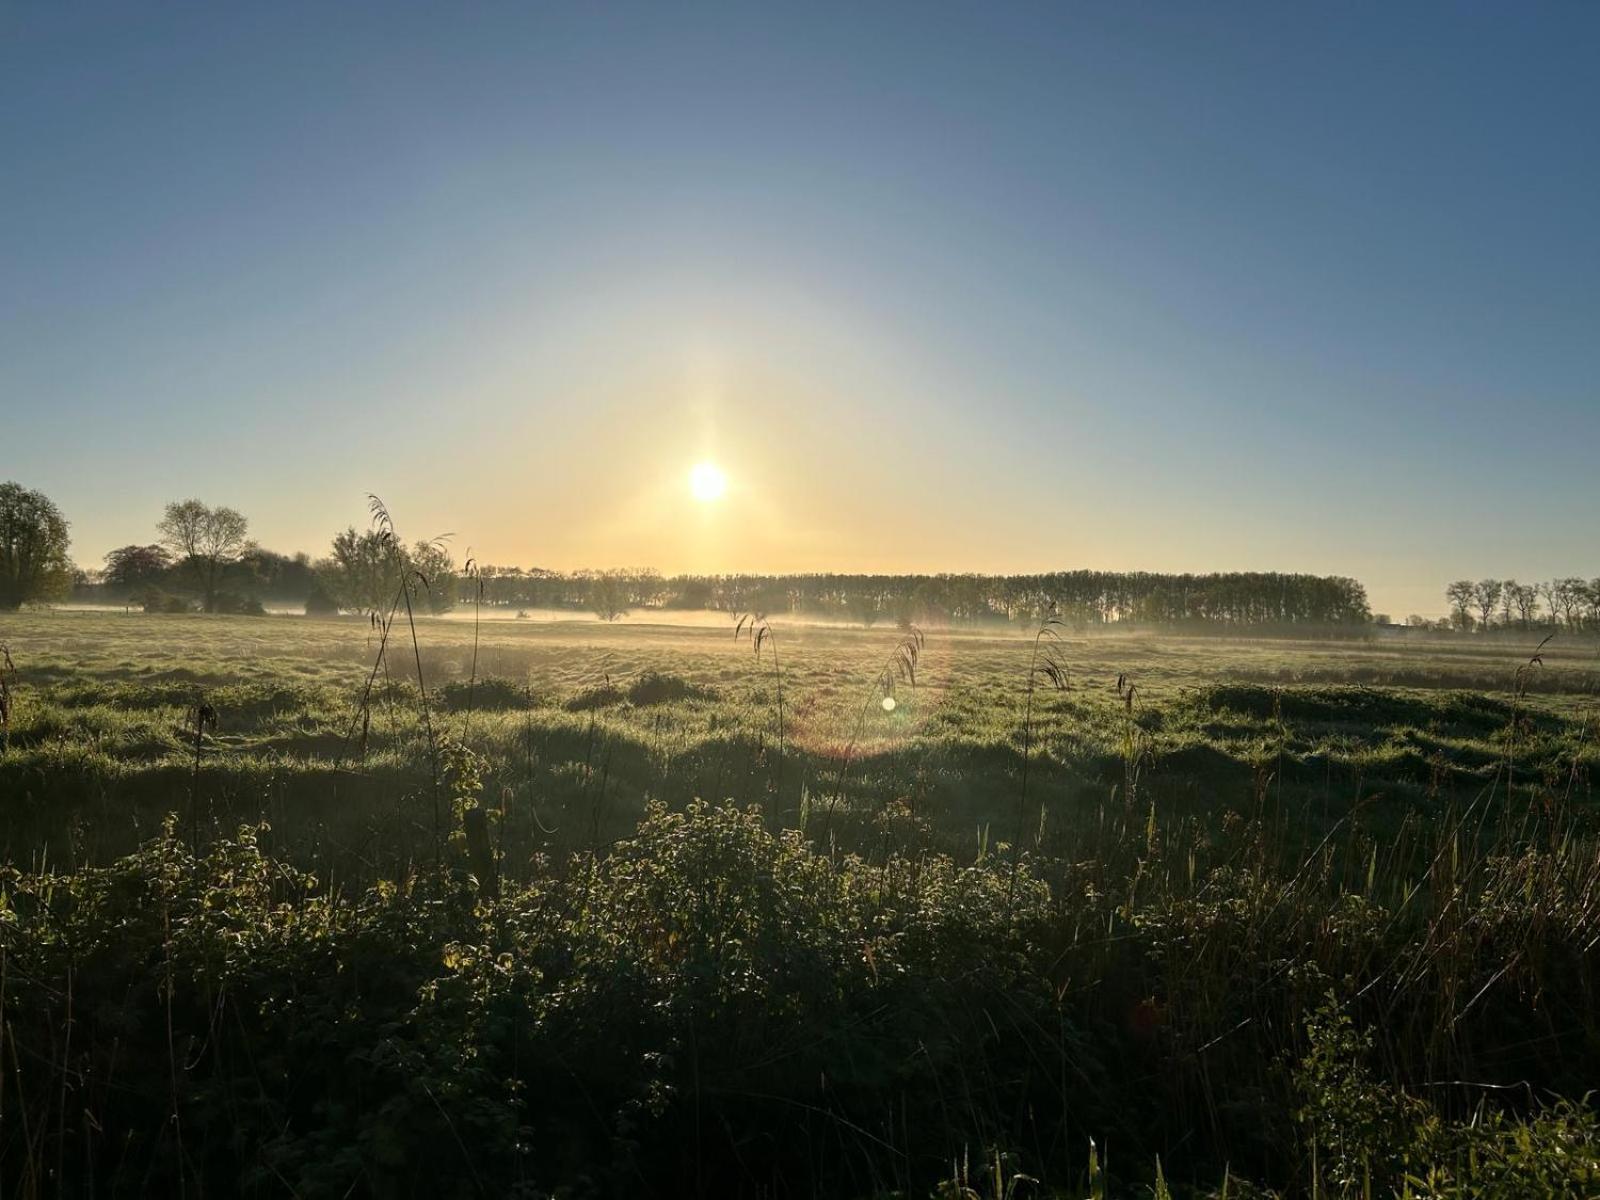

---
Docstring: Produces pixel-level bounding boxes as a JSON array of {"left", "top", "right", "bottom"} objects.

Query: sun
[{"left": 688, "top": 461, "right": 727, "bottom": 502}]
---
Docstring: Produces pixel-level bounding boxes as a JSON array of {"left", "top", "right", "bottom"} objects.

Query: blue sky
[{"left": 3, "top": 3, "right": 1596, "bottom": 616}]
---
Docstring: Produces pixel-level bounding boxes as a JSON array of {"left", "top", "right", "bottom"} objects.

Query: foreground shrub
[
  {"left": 139, "top": 585, "right": 194, "bottom": 613},
  {"left": 2, "top": 803, "right": 1598, "bottom": 1197}
]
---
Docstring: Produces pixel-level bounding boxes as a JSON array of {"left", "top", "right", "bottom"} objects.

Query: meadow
[{"left": 3, "top": 610, "right": 1599, "bottom": 1196}]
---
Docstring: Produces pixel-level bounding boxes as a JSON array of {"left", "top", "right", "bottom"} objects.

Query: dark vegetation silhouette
[
  {"left": 448, "top": 566, "right": 1379, "bottom": 630},
  {"left": 1444, "top": 576, "right": 1600, "bottom": 632},
  {"left": 21, "top": 481, "right": 1596, "bottom": 637}
]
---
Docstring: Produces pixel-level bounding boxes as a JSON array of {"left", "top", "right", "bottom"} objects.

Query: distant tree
[
  {"left": 1553, "top": 578, "right": 1587, "bottom": 629},
  {"left": 303, "top": 575, "right": 341, "bottom": 616},
  {"left": 750, "top": 579, "right": 791, "bottom": 616},
  {"left": 669, "top": 578, "right": 714, "bottom": 609},
  {"left": 68, "top": 564, "right": 101, "bottom": 600},
  {"left": 321, "top": 527, "right": 399, "bottom": 615},
  {"left": 319, "top": 528, "right": 455, "bottom": 615},
  {"left": 233, "top": 547, "right": 317, "bottom": 601},
  {"left": 1445, "top": 581, "right": 1476, "bottom": 631},
  {"left": 407, "top": 539, "right": 457, "bottom": 615},
  {"left": 1536, "top": 580, "right": 1561, "bottom": 627},
  {"left": 102, "top": 544, "right": 173, "bottom": 592},
  {"left": 1472, "top": 579, "right": 1503, "bottom": 632},
  {"left": 157, "top": 500, "right": 249, "bottom": 613},
  {"left": 627, "top": 569, "right": 668, "bottom": 608},
  {"left": 849, "top": 592, "right": 882, "bottom": 628},
  {"left": 588, "top": 571, "right": 629, "bottom": 622},
  {"left": 0, "top": 482, "right": 72, "bottom": 609},
  {"left": 1507, "top": 582, "right": 1539, "bottom": 629}
]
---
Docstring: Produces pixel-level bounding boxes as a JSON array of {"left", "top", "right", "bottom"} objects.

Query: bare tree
[
  {"left": 158, "top": 499, "right": 249, "bottom": 613},
  {"left": 1510, "top": 582, "right": 1539, "bottom": 629},
  {"left": 1553, "top": 578, "right": 1586, "bottom": 629},
  {"left": 1538, "top": 580, "right": 1561, "bottom": 627},
  {"left": 1471, "top": 580, "right": 1502, "bottom": 632},
  {"left": 1445, "top": 580, "right": 1476, "bottom": 630},
  {"left": 587, "top": 570, "right": 629, "bottom": 622}
]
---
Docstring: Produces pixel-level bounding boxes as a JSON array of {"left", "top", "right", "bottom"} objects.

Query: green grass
[
  {"left": 2, "top": 610, "right": 1599, "bottom": 1196},
  {"left": 2, "top": 611, "right": 1595, "bottom": 867}
]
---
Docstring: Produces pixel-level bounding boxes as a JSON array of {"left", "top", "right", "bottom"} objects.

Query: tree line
[
  {"left": 98, "top": 514, "right": 458, "bottom": 616},
  {"left": 458, "top": 565, "right": 1374, "bottom": 629},
  {"left": 1440, "top": 577, "right": 1600, "bottom": 633},
  {"left": 0, "top": 484, "right": 456, "bottom": 617},
  {"left": 0, "top": 480, "right": 1368, "bottom": 627},
  {"left": 15, "top": 479, "right": 1573, "bottom": 635}
]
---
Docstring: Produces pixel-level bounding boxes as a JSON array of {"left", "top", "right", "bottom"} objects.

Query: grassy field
[
  {"left": 3, "top": 611, "right": 1600, "bottom": 1196},
  {"left": 5, "top": 610, "right": 1596, "bottom": 867}
]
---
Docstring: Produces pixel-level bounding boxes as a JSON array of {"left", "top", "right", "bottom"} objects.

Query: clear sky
[{"left": 3, "top": 4, "right": 1596, "bottom": 618}]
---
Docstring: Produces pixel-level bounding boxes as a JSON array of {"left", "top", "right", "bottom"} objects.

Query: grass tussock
[{"left": 435, "top": 675, "right": 531, "bottom": 712}]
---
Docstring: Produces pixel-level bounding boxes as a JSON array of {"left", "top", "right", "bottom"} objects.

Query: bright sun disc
[{"left": 689, "top": 461, "right": 726, "bottom": 502}]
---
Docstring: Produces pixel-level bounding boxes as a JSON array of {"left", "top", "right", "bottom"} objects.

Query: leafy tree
[
  {"left": 588, "top": 570, "right": 629, "bottom": 622},
  {"left": 102, "top": 544, "right": 173, "bottom": 592},
  {"left": 321, "top": 527, "right": 399, "bottom": 615},
  {"left": 0, "top": 481, "right": 72, "bottom": 609},
  {"left": 233, "top": 547, "right": 317, "bottom": 601},
  {"left": 157, "top": 499, "right": 249, "bottom": 613},
  {"left": 669, "top": 578, "right": 714, "bottom": 609},
  {"left": 407, "top": 539, "right": 457, "bottom": 614},
  {"left": 319, "top": 528, "right": 456, "bottom": 615},
  {"left": 848, "top": 591, "right": 883, "bottom": 628},
  {"left": 303, "top": 574, "right": 341, "bottom": 616}
]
